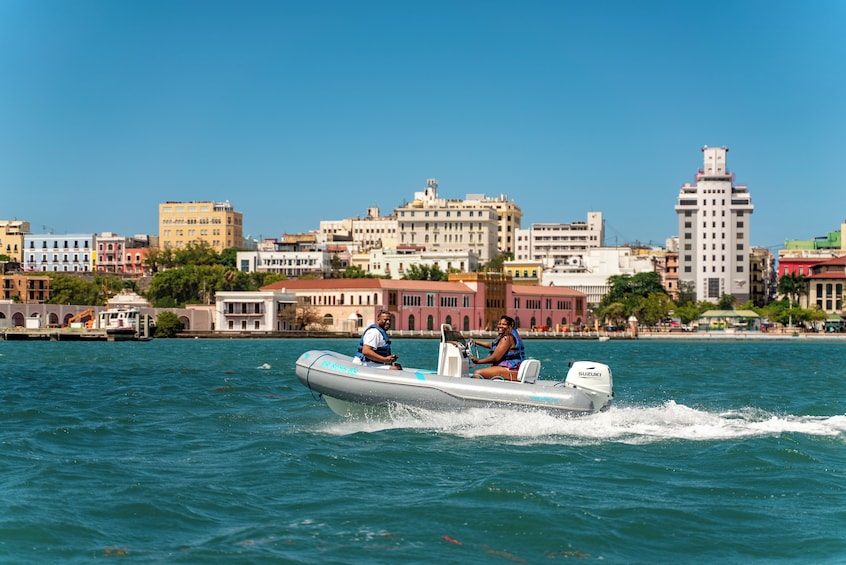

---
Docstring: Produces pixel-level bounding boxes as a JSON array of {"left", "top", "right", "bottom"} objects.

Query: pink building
[
  {"left": 262, "top": 277, "right": 586, "bottom": 333},
  {"left": 95, "top": 233, "right": 152, "bottom": 274}
]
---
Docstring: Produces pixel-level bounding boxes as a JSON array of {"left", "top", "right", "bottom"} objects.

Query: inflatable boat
[{"left": 295, "top": 325, "right": 613, "bottom": 417}]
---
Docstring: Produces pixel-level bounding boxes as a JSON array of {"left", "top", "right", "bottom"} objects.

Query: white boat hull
[{"left": 295, "top": 349, "right": 612, "bottom": 417}]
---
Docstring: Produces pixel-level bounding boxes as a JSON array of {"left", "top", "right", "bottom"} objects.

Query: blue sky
[{"left": 2, "top": 0, "right": 844, "bottom": 251}]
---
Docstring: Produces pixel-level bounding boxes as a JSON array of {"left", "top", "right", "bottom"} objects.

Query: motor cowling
[{"left": 564, "top": 361, "right": 613, "bottom": 411}]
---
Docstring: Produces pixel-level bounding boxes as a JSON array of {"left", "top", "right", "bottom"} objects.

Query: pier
[{"left": 0, "top": 328, "right": 150, "bottom": 341}]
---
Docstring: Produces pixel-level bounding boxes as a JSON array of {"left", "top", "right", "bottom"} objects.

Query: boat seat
[{"left": 517, "top": 359, "right": 541, "bottom": 383}]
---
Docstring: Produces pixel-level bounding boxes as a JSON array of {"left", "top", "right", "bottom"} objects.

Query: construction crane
[{"left": 66, "top": 308, "right": 95, "bottom": 328}]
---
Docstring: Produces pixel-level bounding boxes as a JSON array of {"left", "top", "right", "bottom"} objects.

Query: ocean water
[{"left": 1, "top": 337, "right": 845, "bottom": 564}]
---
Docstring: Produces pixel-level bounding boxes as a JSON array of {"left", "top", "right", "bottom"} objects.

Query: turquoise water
[{"left": 1, "top": 338, "right": 845, "bottom": 563}]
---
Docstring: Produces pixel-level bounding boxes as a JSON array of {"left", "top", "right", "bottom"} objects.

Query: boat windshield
[{"left": 440, "top": 325, "right": 467, "bottom": 347}]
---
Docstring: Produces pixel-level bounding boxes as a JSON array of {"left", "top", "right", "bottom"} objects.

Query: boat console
[{"left": 437, "top": 324, "right": 471, "bottom": 378}]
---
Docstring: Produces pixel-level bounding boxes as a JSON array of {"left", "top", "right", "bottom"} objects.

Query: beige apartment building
[
  {"left": 1, "top": 273, "right": 50, "bottom": 303},
  {"left": 318, "top": 207, "right": 399, "bottom": 252},
  {"left": 0, "top": 220, "right": 30, "bottom": 263},
  {"left": 395, "top": 179, "right": 500, "bottom": 262},
  {"left": 158, "top": 201, "right": 243, "bottom": 252},
  {"left": 460, "top": 191, "right": 522, "bottom": 256}
]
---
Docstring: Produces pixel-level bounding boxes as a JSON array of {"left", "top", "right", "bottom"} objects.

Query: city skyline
[{"left": 2, "top": 1, "right": 844, "bottom": 250}]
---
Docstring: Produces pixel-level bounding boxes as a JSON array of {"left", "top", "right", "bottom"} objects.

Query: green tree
[
  {"left": 479, "top": 253, "right": 512, "bottom": 273},
  {"left": 46, "top": 274, "right": 100, "bottom": 305},
  {"left": 343, "top": 265, "right": 370, "bottom": 278},
  {"left": 677, "top": 280, "right": 697, "bottom": 306},
  {"left": 718, "top": 293, "right": 736, "bottom": 310},
  {"left": 778, "top": 273, "right": 807, "bottom": 307},
  {"left": 402, "top": 264, "right": 448, "bottom": 281},
  {"left": 145, "top": 265, "right": 286, "bottom": 307},
  {"left": 777, "top": 273, "right": 807, "bottom": 327},
  {"left": 146, "top": 266, "right": 205, "bottom": 307},
  {"left": 218, "top": 248, "right": 238, "bottom": 268},
  {"left": 173, "top": 241, "right": 220, "bottom": 266},
  {"left": 154, "top": 311, "right": 182, "bottom": 337},
  {"left": 330, "top": 254, "right": 344, "bottom": 277},
  {"left": 674, "top": 299, "right": 718, "bottom": 325},
  {"left": 633, "top": 292, "right": 675, "bottom": 327},
  {"left": 674, "top": 303, "right": 701, "bottom": 325},
  {"left": 45, "top": 274, "right": 123, "bottom": 306},
  {"left": 143, "top": 247, "right": 177, "bottom": 273},
  {"left": 249, "top": 272, "right": 286, "bottom": 289},
  {"left": 597, "top": 272, "right": 667, "bottom": 324},
  {"left": 598, "top": 302, "right": 626, "bottom": 328}
]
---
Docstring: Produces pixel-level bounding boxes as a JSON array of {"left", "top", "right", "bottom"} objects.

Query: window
[{"left": 708, "top": 278, "right": 720, "bottom": 298}]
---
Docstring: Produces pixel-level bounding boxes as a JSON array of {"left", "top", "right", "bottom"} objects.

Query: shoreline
[{"left": 171, "top": 329, "right": 846, "bottom": 341}]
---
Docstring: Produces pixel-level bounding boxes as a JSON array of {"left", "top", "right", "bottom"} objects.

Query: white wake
[{"left": 318, "top": 401, "right": 846, "bottom": 444}]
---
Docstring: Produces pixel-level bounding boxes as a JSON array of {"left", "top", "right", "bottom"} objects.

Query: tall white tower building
[{"left": 675, "top": 146, "right": 754, "bottom": 303}]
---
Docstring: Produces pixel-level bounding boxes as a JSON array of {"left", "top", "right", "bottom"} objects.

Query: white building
[
  {"left": 537, "top": 246, "right": 656, "bottom": 305},
  {"left": 355, "top": 248, "right": 480, "bottom": 279},
  {"left": 396, "top": 179, "right": 499, "bottom": 262},
  {"left": 317, "top": 207, "right": 399, "bottom": 252},
  {"left": 23, "top": 234, "right": 95, "bottom": 272},
  {"left": 215, "top": 290, "right": 297, "bottom": 332},
  {"left": 236, "top": 250, "right": 333, "bottom": 277},
  {"left": 674, "top": 146, "right": 754, "bottom": 303},
  {"left": 514, "top": 212, "right": 604, "bottom": 267}
]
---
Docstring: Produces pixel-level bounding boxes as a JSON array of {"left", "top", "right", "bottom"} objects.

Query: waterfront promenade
[{"left": 171, "top": 327, "right": 846, "bottom": 341}]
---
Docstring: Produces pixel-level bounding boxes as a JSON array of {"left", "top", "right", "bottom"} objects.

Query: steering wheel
[{"left": 468, "top": 339, "right": 481, "bottom": 361}]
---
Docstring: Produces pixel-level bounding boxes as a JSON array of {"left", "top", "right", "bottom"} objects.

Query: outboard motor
[{"left": 564, "top": 361, "right": 613, "bottom": 411}]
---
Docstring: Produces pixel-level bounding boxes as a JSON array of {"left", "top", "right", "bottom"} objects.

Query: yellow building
[
  {"left": 158, "top": 201, "right": 243, "bottom": 252},
  {"left": 0, "top": 220, "right": 30, "bottom": 262},
  {"left": 503, "top": 260, "right": 543, "bottom": 285}
]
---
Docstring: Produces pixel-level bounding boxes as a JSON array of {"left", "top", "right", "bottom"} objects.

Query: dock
[{"left": 0, "top": 328, "right": 150, "bottom": 341}]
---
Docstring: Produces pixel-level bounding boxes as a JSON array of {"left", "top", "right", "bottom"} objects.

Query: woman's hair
[{"left": 501, "top": 315, "right": 515, "bottom": 327}]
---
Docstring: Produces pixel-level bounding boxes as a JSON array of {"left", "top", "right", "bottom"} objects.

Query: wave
[{"left": 317, "top": 401, "right": 846, "bottom": 444}]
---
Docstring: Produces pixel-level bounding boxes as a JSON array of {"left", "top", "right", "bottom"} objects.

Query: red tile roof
[{"left": 262, "top": 278, "right": 473, "bottom": 293}]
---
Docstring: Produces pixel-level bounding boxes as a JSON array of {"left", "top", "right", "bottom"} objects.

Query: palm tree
[{"left": 778, "top": 273, "right": 807, "bottom": 327}]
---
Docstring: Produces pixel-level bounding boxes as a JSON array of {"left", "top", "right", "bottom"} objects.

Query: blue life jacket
[
  {"left": 490, "top": 329, "right": 525, "bottom": 363},
  {"left": 355, "top": 324, "right": 392, "bottom": 363}
]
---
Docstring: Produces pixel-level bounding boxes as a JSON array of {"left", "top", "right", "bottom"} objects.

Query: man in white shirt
[{"left": 353, "top": 310, "right": 402, "bottom": 370}]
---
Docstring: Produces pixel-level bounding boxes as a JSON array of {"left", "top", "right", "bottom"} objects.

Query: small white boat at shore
[
  {"left": 295, "top": 325, "right": 613, "bottom": 417},
  {"left": 95, "top": 307, "right": 152, "bottom": 341}
]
